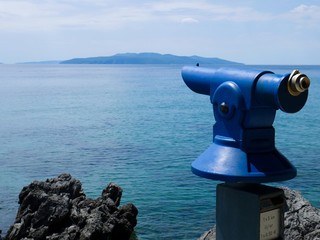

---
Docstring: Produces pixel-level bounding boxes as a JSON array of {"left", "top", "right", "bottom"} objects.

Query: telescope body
[{"left": 182, "top": 66, "right": 309, "bottom": 183}]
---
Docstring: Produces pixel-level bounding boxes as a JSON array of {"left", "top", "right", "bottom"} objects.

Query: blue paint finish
[{"left": 181, "top": 66, "right": 309, "bottom": 183}]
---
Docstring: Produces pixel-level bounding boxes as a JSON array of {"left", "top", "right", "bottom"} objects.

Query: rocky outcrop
[
  {"left": 199, "top": 226, "right": 216, "bottom": 240},
  {"left": 281, "top": 187, "right": 320, "bottom": 240},
  {"left": 199, "top": 187, "right": 320, "bottom": 240},
  {"left": 4, "top": 173, "right": 138, "bottom": 240}
]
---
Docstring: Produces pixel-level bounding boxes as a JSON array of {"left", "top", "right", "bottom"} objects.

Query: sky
[{"left": 0, "top": 0, "right": 319, "bottom": 64}]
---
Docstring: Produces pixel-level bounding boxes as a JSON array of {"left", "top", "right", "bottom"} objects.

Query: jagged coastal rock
[
  {"left": 4, "top": 173, "right": 138, "bottom": 240},
  {"left": 281, "top": 187, "right": 320, "bottom": 240},
  {"left": 3, "top": 175, "right": 320, "bottom": 240},
  {"left": 199, "top": 187, "right": 320, "bottom": 240}
]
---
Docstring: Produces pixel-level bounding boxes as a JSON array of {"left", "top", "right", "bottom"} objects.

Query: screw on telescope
[{"left": 220, "top": 102, "right": 229, "bottom": 114}]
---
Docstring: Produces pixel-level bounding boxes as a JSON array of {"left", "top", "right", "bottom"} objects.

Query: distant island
[
  {"left": 60, "top": 53, "right": 243, "bottom": 65},
  {"left": 17, "top": 60, "right": 61, "bottom": 64}
]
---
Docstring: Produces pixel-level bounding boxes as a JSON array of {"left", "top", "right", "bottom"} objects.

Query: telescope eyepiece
[{"left": 288, "top": 70, "right": 310, "bottom": 96}]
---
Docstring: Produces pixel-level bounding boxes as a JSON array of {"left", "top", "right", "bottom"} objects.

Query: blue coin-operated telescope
[{"left": 182, "top": 66, "right": 310, "bottom": 183}]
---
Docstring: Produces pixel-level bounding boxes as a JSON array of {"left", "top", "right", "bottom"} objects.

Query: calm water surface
[{"left": 0, "top": 64, "right": 319, "bottom": 239}]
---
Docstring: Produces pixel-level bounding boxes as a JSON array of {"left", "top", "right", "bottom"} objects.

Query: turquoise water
[{"left": 0, "top": 64, "right": 319, "bottom": 239}]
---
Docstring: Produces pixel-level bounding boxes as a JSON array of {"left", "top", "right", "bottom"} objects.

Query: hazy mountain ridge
[
  {"left": 60, "top": 52, "right": 243, "bottom": 65},
  {"left": 17, "top": 60, "right": 62, "bottom": 64}
]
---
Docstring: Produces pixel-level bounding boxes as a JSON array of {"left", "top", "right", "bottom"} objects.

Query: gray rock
[
  {"left": 199, "top": 187, "right": 320, "bottom": 240},
  {"left": 199, "top": 226, "right": 216, "bottom": 240},
  {"left": 4, "top": 173, "right": 138, "bottom": 240},
  {"left": 281, "top": 187, "right": 320, "bottom": 240}
]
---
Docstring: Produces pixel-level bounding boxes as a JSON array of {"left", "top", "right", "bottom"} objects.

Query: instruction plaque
[{"left": 260, "top": 208, "right": 280, "bottom": 240}]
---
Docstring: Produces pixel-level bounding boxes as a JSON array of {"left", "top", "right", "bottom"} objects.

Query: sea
[{"left": 0, "top": 64, "right": 319, "bottom": 239}]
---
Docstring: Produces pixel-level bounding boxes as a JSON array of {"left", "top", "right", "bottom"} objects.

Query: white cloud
[
  {"left": 287, "top": 4, "right": 320, "bottom": 25},
  {"left": 151, "top": 2, "right": 273, "bottom": 22},
  {"left": 0, "top": 0, "right": 157, "bottom": 31},
  {"left": 272, "top": 4, "right": 320, "bottom": 31},
  {"left": 181, "top": 17, "right": 199, "bottom": 23},
  {"left": 290, "top": 4, "right": 320, "bottom": 16},
  {"left": 150, "top": 2, "right": 203, "bottom": 12},
  {"left": 0, "top": 1, "right": 319, "bottom": 32},
  {"left": 0, "top": 0, "right": 78, "bottom": 31}
]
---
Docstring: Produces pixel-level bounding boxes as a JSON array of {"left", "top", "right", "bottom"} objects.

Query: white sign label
[{"left": 260, "top": 208, "right": 280, "bottom": 240}]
